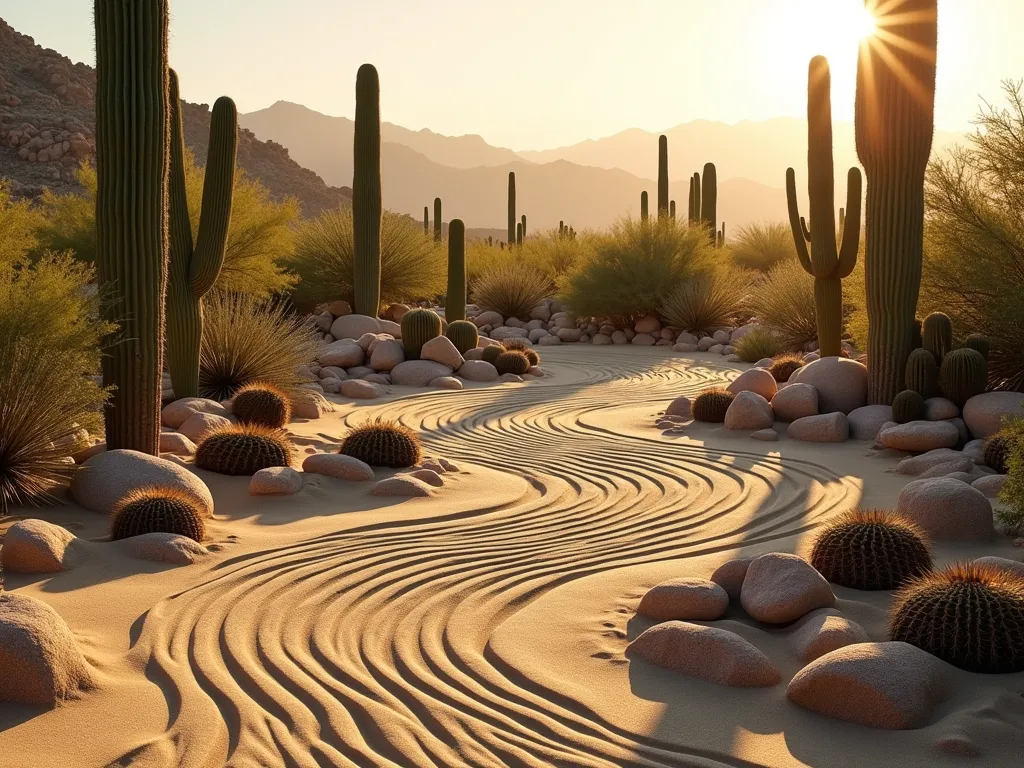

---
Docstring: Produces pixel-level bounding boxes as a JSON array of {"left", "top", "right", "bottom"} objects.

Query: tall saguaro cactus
[
  {"left": 670, "top": 199, "right": 676, "bottom": 219},
  {"left": 166, "top": 70, "right": 237, "bottom": 399},
  {"left": 516, "top": 221, "right": 523, "bottom": 246},
  {"left": 701, "top": 163, "right": 717, "bottom": 243},
  {"left": 690, "top": 172, "right": 701, "bottom": 224},
  {"left": 856, "top": 0, "right": 938, "bottom": 404},
  {"left": 657, "top": 135, "right": 669, "bottom": 218},
  {"left": 94, "top": 0, "right": 170, "bottom": 454},
  {"left": 640, "top": 191, "right": 649, "bottom": 221},
  {"left": 423, "top": 206, "right": 429, "bottom": 235},
  {"left": 433, "top": 197, "right": 442, "bottom": 242},
  {"left": 521, "top": 214, "right": 527, "bottom": 240},
  {"left": 353, "top": 63, "right": 382, "bottom": 318},
  {"left": 507, "top": 172, "right": 516, "bottom": 245},
  {"left": 446, "top": 218, "right": 466, "bottom": 322},
  {"left": 786, "top": 56, "right": 862, "bottom": 358}
]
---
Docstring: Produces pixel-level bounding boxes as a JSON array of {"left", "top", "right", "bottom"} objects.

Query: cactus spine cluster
[
  {"left": 433, "top": 197, "right": 442, "bottom": 242},
  {"left": 111, "top": 487, "right": 207, "bottom": 542},
  {"left": 905, "top": 348, "right": 939, "bottom": 398},
  {"left": 657, "top": 134, "right": 669, "bottom": 219},
  {"left": 701, "top": 163, "right": 717, "bottom": 244},
  {"left": 445, "top": 320, "right": 478, "bottom": 355},
  {"left": 640, "top": 191, "right": 649, "bottom": 222},
  {"left": 195, "top": 424, "right": 296, "bottom": 476},
  {"left": 445, "top": 218, "right": 466, "bottom": 322},
  {"left": 401, "top": 308, "right": 442, "bottom": 359},
  {"left": 231, "top": 382, "right": 292, "bottom": 429},
  {"left": 93, "top": 0, "right": 170, "bottom": 454},
  {"left": 769, "top": 354, "right": 804, "bottom": 383},
  {"left": 892, "top": 390, "right": 926, "bottom": 424},
  {"left": 786, "top": 57, "right": 862, "bottom": 358},
  {"left": 939, "top": 348, "right": 987, "bottom": 407},
  {"left": 340, "top": 419, "right": 422, "bottom": 468},
  {"left": 166, "top": 70, "right": 237, "bottom": 400},
  {"left": 507, "top": 172, "right": 516, "bottom": 245},
  {"left": 693, "top": 387, "right": 734, "bottom": 423},
  {"left": 856, "top": 0, "right": 938, "bottom": 404},
  {"left": 353, "top": 64, "right": 383, "bottom": 318}
]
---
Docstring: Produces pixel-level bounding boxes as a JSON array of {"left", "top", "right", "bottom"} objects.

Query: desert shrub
[
  {"left": 998, "top": 416, "right": 1024, "bottom": 534},
  {"left": 730, "top": 221, "right": 796, "bottom": 272},
  {"left": 110, "top": 487, "right": 207, "bottom": 542},
  {"left": 660, "top": 267, "right": 752, "bottom": 337},
  {"left": 559, "top": 217, "right": 715, "bottom": 321},
  {"left": 519, "top": 231, "right": 593, "bottom": 280},
  {"left": 340, "top": 418, "right": 422, "bottom": 468},
  {"left": 0, "top": 254, "right": 112, "bottom": 510},
  {"left": 199, "top": 291, "right": 320, "bottom": 402},
  {"left": 0, "top": 181, "right": 42, "bottom": 267},
  {"left": 747, "top": 258, "right": 820, "bottom": 350},
  {"left": 290, "top": 205, "right": 445, "bottom": 313},
  {"left": 472, "top": 259, "right": 552, "bottom": 320},
  {"left": 466, "top": 239, "right": 509, "bottom": 286},
  {"left": 733, "top": 327, "right": 789, "bottom": 363}
]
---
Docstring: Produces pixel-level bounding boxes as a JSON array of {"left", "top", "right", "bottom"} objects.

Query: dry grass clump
[
  {"left": 472, "top": 259, "right": 552, "bottom": 320},
  {"left": 733, "top": 327, "right": 789, "bottom": 363},
  {"left": 660, "top": 268, "right": 751, "bottom": 338},
  {"left": 747, "top": 258, "right": 820, "bottom": 350},
  {"left": 730, "top": 221, "right": 797, "bottom": 272}
]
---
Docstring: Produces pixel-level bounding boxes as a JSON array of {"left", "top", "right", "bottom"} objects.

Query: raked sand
[{"left": 1, "top": 347, "right": 1023, "bottom": 767}]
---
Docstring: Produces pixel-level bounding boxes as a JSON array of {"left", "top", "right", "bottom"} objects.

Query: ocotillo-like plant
[
  {"left": 353, "top": 63, "right": 382, "bottom": 318},
  {"left": 166, "top": 70, "right": 237, "bottom": 400},
  {"left": 423, "top": 206, "right": 428, "bottom": 235},
  {"left": 640, "top": 191, "right": 649, "bottom": 221},
  {"left": 446, "top": 218, "right": 466, "bottom": 322},
  {"left": 787, "top": 56, "right": 862, "bottom": 358},
  {"left": 856, "top": 0, "right": 938, "bottom": 404},
  {"left": 658, "top": 134, "right": 669, "bottom": 218},
  {"left": 701, "top": 163, "right": 717, "bottom": 243},
  {"left": 507, "top": 172, "right": 516, "bottom": 245},
  {"left": 94, "top": 0, "right": 170, "bottom": 454},
  {"left": 433, "top": 197, "right": 442, "bottom": 242}
]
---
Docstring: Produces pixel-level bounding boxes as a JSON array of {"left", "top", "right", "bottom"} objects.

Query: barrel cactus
[
  {"left": 963, "top": 333, "right": 990, "bottom": 360},
  {"left": 481, "top": 345, "right": 503, "bottom": 365},
  {"left": 892, "top": 390, "right": 926, "bottom": 424},
  {"left": 401, "top": 308, "right": 442, "bottom": 360},
  {"left": 445, "top": 320, "right": 479, "bottom": 355},
  {"left": 195, "top": 424, "right": 296, "bottom": 476},
  {"left": 340, "top": 418, "right": 421, "bottom": 468},
  {"left": 693, "top": 388, "right": 734, "bottom": 423},
  {"left": 939, "top": 347, "right": 987, "bottom": 407},
  {"left": 495, "top": 350, "right": 530, "bottom": 376},
  {"left": 502, "top": 338, "right": 539, "bottom": 367},
  {"left": 768, "top": 354, "right": 805, "bottom": 383},
  {"left": 810, "top": 509, "right": 932, "bottom": 590},
  {"left": 231, "top": 382, "right": 292, "bottom": 429},
  {"left": 111, "top": 487, "right": 206, "bottom": 542},
  {"left": 889, "top": 563, "right": 1024, "bottom": 673},
  {"left": 445, "top": 219, "right": 467, "bottom": 322},
  {"left": 353, "top": 63, "right": 382, "bottom": 318},
  {"left": 922, "top": 312, "right": 953, "bottom": 366},
  {"left": 905, "top": 348, "right": 939, "bottom": 399}
]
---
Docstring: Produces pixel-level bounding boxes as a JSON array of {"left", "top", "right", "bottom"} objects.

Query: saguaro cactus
[
  {"left": 856, "top": 0, "right": 938, "bottom": 404},
  {"left": 507, "top": 172, "right": 516, "bottom": 245},
  {"left": 640, "top": 190, "right": 649, "bottom": 221},
  {"left": 670, "top": 199, "right": 676, "bottom": 219},
  {"left": 516, "top": 221, "right": 523, "bottom": 246},
  {"left": 521, "top": 214, "right": 527, "bottom": 240},
  {"left": 691, "top": 172, "right": 702, "bottom": 224},
  {"left": 701, "top": 163, "right": 717, "bottom": 243},
  {"left": 786, "top": 56, "right": 863, "bottom": 358},
  {"left": 94, "top": 0, "right": 170, "bottom": 454},
  {"left": 353, "top": 63, "right": 382, "bottom": 317},
  {"left": 423, "top": 206, "right": 429, "bottom": 235},
  {"left": 433, "top": 197, "right": 442, "bottom": 242},
  {"left": 166, "top": 70, "right": 237, "bottom": 400},
  {"left": 446, "top": 218, "right": 466, "bottom": 322},
  {"left": 657, "top": 134, "right": 669, "bottom": 218},
  {"left": 687, "top": 177, "right": 696, "bottom": 222}
]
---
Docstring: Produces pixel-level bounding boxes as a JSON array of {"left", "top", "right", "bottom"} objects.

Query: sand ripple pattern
[{"left": 127, "top": 349, "right": 857, "bottom": 768}]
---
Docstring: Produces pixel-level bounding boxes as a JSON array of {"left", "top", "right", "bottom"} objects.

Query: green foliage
[
  {"left": 660, "top": 268, "right": 751, "bottom": 338},
  {"left": 692, "top": 387, "right": 734, "bottom": 423},
  {"left": 401, "top": 308, "right": 442, "bottom": 359},
  {"left": 110, "top": 487, "right": 206, "bottom": 542},
  {"left": 495, "top": 350, "right": 530, "bottom": 376},
  {"left": 0, "top": 255, "right": 111, "bottom": 510},
  {"left": 231, "top": 382, "right": 292, "bottom": 429},
  {"left": 0, "top": 182, "right": 42, "bottom": 267},
  {"left": 340, "top": 418, "right": 422, "bottom": 468},
  {"left": 892, "top": 390, "right": 926, "bottom": 424},
  {"left": 905, "top": 348, "right": 939, "bottom": 399},
  {"left": 984, "top": 433, "right": 1010, "bottom": 474},
  {"left": 290, "top": 205, "right": 444, "bottom": 313},
  {"left": 810, "top": 509, "right": 932, "bottom": 590},
  {"left": 889, "top": 563, "right": 1024, "bottom": 673},
  {"left": 732, "top": 327, "right": 789, "bottom": 363},
  {"left": 199, "top": 291, "right": 319, "bottom": 402},
  {"left": 769, "top": 353, "right": 805, "bottom": 383},
  {"left": 746, "top": 258, "right": 820, "bottom": 350},
  {"left": 998, "top": 417, "right": 1024, "bottom": 533},
  {"left": 445, "top": 320, "right": 479, "bottom": 355},
  {"left": 472, "top": 259, "right": 552, "bottom": 320},
  {"left": 559, "top": 217, "right": 716, "bottom": 321},
  {"left": 195, "top": 423, "right": 296, "bottom": 476},
  {"left": 730, "top": 221, "right": 797, "bottom": 272},
  {"left": 939, "top": 347, "right": 988, "bottom": 406}
]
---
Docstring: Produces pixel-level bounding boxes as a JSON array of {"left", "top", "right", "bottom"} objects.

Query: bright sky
[{"left": 3, "top": 0, "right": 1020, "bottom": 149}]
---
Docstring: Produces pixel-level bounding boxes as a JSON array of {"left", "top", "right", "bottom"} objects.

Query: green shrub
[
  {"left": 747, "top": 258, "right": 820, "bottom": 350},
  {"left": 660, "top": 268, "right": 751, "bottom": 338},
  {"left": 997, "top": 416, "right": 1024, "bottom": 534},
  {"left": 290, "top": 205, "right": 445, "bottom": 313},
  {"left": 733, "top": 327, "right": 789, "bottom": 363},
  {"left": 559, "top": 217, "right": 715, "bottom": 321},
  {"left": 472, "top": 259, "right": 552, "bottom": 320},
  {"left": 0, "top": 181, "right": 42, "bottom": 268},
  {"left": 199, "top": 291, "right": 320, "bottom": 402},
  {"left": 519, "top": 231, "right": 593, "bottom": 280},
  {"left": 730, "top": 221, "right": 796, "bottom": 272}
]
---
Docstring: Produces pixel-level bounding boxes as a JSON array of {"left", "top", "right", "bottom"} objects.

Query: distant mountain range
[{"left": 240, "top": 101, "right": 965, "bottom": 233}]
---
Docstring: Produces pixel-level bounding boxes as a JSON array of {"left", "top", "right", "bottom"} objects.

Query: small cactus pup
[
  {"left": 481, "top": 344, "right": 503, "bottom": 365},
  {"left": 495, "top": 350, "right": 530, "bottom": 376},
  {"left": 231, "top": 382, "right": 292, "bottom": 429},
  {"left": 810, "top": 508, "right": 932, "bottom": 590},
  {"left": 889, "top": 562, "right": 1024, "bottom": 673},
  {"left": 692, "top": 387, "right": 735, "bottom": 423},
  {"left": 984, "top": 433, "right": 1010, "bottom": 474},
  {"left": 445, "top": 320, "right": 479, "bottom": 355},
  {"left": 401, "top": 308, "right": 442, "bottom": 360},
  {"left": 892, "top": 390, "right": 926, "bottom": 424},
  {"left": 939, "top": 347, "right": 987, "bottom": 407},
  {"left": 195, "top": 424, "right": 296, "bottom": 476},
  {"left": 786, "top": 56, "right": 862, "bottom": 358},
  {"left": 963, "top": 333, "right": 990, "bottom": 360},
  {"left": 769, "top": 354, "right": 804, "bottom": 383},
  {"left": 502, "top": 337, "right": 539, "bottom": 367},
  {"left": 340, "top": 418, "right": 422, "bottom": 468},
  {"left": 922, "top": 311, "right": 953, "bottom": 366},
  {"left": 353, "top": 63, "right": 383, "bottom": 318},
  {"left": 445, "top": 218, "right": 467, "bottom": 322},
  {"left": 111, "top": 487, "right": 207, "bottom": 542},
  {"left": 904, "top": 348, "right": 939, "bottom": 398}
]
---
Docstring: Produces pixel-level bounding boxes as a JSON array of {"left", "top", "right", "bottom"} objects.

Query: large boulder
[
  {"left": 727, "top": 368, "right": 778, "bottom": 400},
  {"left": 117, "top": 532, "right": 208, "bottom": 565},
  {"left": 420, "top": 336, "right": 465, "bottom": 369},
  {"left": 740, "top": 553, "right": 836, "bottom": 624},
  {"left": 924, "top": 397, "right": 959, "bottom": 421},
  {"left": 878, "top": 421, "right": 959, "bottom": 453},
  {"left": 0, "top": 594, "right": 94, "bottom": 707},
  {"left": 787, "top": 413, "right": 849, "bottom": 443},
  {"left": 458, "top": 360, "right": 500, "bottom": 382},
  {"left": 473, "top": 310, "right": 503, "bottom": 328},
  {"left": 918, "top": 457, "right": 974, "bottom": 479},
  {"left": 368, "top": 339, "right": 405, "bottom": 372},
  {"left": 1, "top": 520, "right": 77, "bottom": 573},
  {"left": 319, "top": 339, "right": 365, "bottom": 368},
  {"left": 339, "top": 379, "right": 383, "bottom": 399},
  {"left": 896, "top": 478, "right": 993, "bottom": 540},
  {"left": 627, "top": 621, "right": 781, "bottom": 687},
  {"left": 846, "top": 405, "right": 893, "bottom": 441},
  {"left": 634, "top": 315, "right": 661, "bottom": 334},
  {"left": 330, "top": 314, "right": 382, "bottom": 340},
  {"left": 963, "top": 392, "right": 1024, "bottom": 438},
  {"left": 895, "top": 448, "right": 969, "bottom": 476},
  {"left": 161, "top": 397, "right": 227, "bottom": 429},
  {"left": 710, "top": 556, "right": 755, "bottom": 600},
  {"left": 724, "top": 391, "right": 775, "bottom": 431},
  {"left": 159, "top": 432, "right": 197, "bottom": 456},
  {"left": 70, "top": 449, "right": 214, "bottom": 516},
  {"left": 636, "top": 577, "right": 729, "bottom": 621},
  {"left": 786, "top": 642, "right": 950, "bottom": 729},
  {"left": 789, "top": 357, "right": 868, "bottom": 414},
  {"left": 291, "top": 390, "right": 335, "bottom": 419},
  {"left": 973, "top": 556, "right": 1024, "bottom": 579},
  {"left": 789, "top": 608, "right": 869, "bottom": 663},
  {"left": 770, "top": 383, "right": 818, "bottom": 422},
  {"left": 390, "top": 360, "right": 454, "bottom": 387},
  {"left": 302, "top": 453, "right": 374, "bottom": 481},
  {"left": 972, "top": 474, "right": 1006, "bottom": 498}
]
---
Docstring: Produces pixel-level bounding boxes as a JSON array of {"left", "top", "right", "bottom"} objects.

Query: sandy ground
[{"left": 1, "top": 347, "right": 1022, "bottom": 767}]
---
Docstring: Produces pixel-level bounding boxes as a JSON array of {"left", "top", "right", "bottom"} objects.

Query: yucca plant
[
  {"left": 660, "top": 269, "right": 751, "bottom": 338},
  {"left": 747, "top": 258, "right": 821, "bottom": 350},
  {"left": 199, "top": 291, "right": 320, "bottom": 402},
  {"left": 472, "top": 259, "right": 552, "bottom": 320}
]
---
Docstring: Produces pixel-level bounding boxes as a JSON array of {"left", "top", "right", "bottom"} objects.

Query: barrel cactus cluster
[
  {"left": 898, "top": 312, "right": 989, "bottom": 408},
  {"left": 401, "top": 308, "right": 443, "bottom": 359}
]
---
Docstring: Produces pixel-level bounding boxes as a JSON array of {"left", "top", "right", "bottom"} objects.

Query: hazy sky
[{"left": 4, "top": 1, "right": 1021, "bottom": 149}]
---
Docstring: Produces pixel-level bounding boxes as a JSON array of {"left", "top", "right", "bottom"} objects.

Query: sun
[
  {"left": 853, "top": 5, "right": 879, "bottom": 40},
  {"left": 775, "top": 1, "right": 880, "bottom": 60}
]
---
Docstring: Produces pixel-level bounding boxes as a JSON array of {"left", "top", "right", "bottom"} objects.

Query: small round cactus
[
  {"left": 111, "top": 487, "right": 206, "bottom": 542},
  {"left": 889, "top": 563, "right": 1024, "bottom": 673},
  {"left": 984, "top": 433, "right": 1010, "bottom": 474},
  {"left": 810, "top": 509, "right": 932, "bottom": 590},
  {"left": 922, "top": 312, "right": 953, "bottom": 366},
  {"left": 963, "top": 333, "right": 990, "bottom": 360},
  {"left": 340, "top": 418, "right": 422, "bottom": 468},
  {"left": 195, "top": 424, "right": 296, "bottom": 476},
  {"left": 401, "top": 308, "right": 442, "bottom": 359},
  {"left": 481, "top": 344, "right": 504, "bottom": 365},
  {"left": 692, "top": 387, "right": 735, "bottom": 423},
  {"left": 768, "top": 354, "right": 804, "bottom": 383},
  {"left": 495, "top": 350, "right": 530, "bottom": 376},
  {"left": 501, "top": 337, "right": 540, "bottom": 367},
  {"left": 445, "top": 320, "right": 479, "bottom": 355},
  {"left": 905, "top": 348, "right": 939, "bottom": 398},
  {"left": 892, "top": 390, "right": 926, "bottom": 424},
  {"left": 939, "top": 347, "right": 987, "bottom": 407},
  {"left": 231, "top": 382, "right": 292, "bottom": 429}
]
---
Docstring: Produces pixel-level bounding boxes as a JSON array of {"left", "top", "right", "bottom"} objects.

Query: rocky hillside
[{"left": 0, "top": 18, "right": 350, "bottom": 216}]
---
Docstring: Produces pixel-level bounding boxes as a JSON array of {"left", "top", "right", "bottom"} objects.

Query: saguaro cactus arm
[
  {"left": 837, "top": 167, "right": 862, "bottom": 278},
  {"left": 785, "top": 167, "right": 813, "bottom": 272},
  {"left": 191, "top": 96, "right": 238, "bottom": 296}
]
